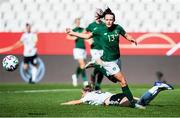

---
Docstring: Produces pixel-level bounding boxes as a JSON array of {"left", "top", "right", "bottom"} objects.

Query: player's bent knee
[
  {"left": 119, "top": 81, "right": 127, "bottom": 87},
  {"left": 114, "top": 74, "right": 127, "bottom": 87},
  {"left": 80, "top": 64, "right": 85, "bottom": 69}
]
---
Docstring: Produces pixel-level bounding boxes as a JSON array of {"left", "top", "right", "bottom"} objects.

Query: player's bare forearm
[
  {"left": 66, "top": 28, "right": 92, "bottom": 39},
  {"left": 0, "top": 47, "right": 12, "bottom": 53},
  {"left": 61, "top": 100, "right": 82, "bottom": 105},
  {"left": 12, "top": 41, "right": 23, "bottom": 50},
  {"left": 72, "top": 32, "right": 92, "bottom": 39},
  {"left": 0, "top": 41, "right": 22, "bottom": 53},
  {"left": 66, "top": 35, "right": 77, "bottom": 40},
  {"left": 124, "top": 33, "right": 137, "bottom": 45}
]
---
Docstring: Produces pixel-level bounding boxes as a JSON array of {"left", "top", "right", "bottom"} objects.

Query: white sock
[
  {"left": 32, "top": 66, "right": 37, "bottom": 82},
  {"left": 148, "top": 86, "right": 159, "bottom": 95}
]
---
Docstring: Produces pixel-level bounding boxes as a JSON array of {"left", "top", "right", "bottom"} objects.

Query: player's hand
[
  {"left": 61, "top": 103, "right": 67, "bottom": 105},
  {"left": 66, "top": 28, "right": 75, "bottom": 36},
  {"left": 66, "top": 28, "right": 71, "bottom": 34},
  {"left": 61, "top": 102, "right": 71, "bottom": 105},
  {"left": 124, "top": 34, "right": 137, "bottom": 46},
  {"left": 130, "top": 39, "right": 137, "bottom": 46}
]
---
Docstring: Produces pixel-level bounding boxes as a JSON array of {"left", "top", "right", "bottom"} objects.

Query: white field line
[{"left": 0, "top": 89, "right": 80, "bottom": 94}]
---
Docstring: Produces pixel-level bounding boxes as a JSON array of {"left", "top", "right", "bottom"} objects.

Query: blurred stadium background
[{"left": 0, "top": 0, "right": 179, "bottom": 84}]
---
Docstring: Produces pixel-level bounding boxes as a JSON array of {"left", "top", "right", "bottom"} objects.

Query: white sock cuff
[
  {"left": 148, "top": 86, "right": 158, "bottom": 95},
  {"left": 32, "top": 67, "right": 37, "bottom": 81}
]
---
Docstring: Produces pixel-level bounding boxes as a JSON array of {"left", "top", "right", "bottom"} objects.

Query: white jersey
[
  {"left": 80, "top": 91, "right": 113, "bottom": 105},
  {"left": 20, "top": 32, "right": 38, "bottom": 57}
]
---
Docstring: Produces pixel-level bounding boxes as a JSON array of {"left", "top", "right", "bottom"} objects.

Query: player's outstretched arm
[
  {"left": 66, "top": 34, "right": 78, "bottom": 40},
  {"left": 0, "top": 47, "right": 12, "bottom": 53},
  {"left": 66, "top": 28, "right": 92, "bottom": 39},
  {"left": 61, "top": 100, "right": 82, "bottom": 105},
  {"left": 124, "top": 33, "right": 137, "bottom": 45},
  {"left": 0, "top": 40, "right": 22, "bottom": 53}
]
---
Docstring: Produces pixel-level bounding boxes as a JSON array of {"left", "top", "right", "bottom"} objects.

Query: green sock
[
  {"left": 92, "top": 68, "right": 99, "bottom": 77},
  {"left": 76, "top": 67, "right": 82, "bottom": 78},
  {"left": 95, "top": 83, "right": 100, "bottom": 90},
  {"left": 122, "top": 85, "right": 135, "bottom": 107},
  {"left": 95, "top": 71, "right": 103, "bottom": 88},
  {"left": 81, "top": 69, "right": 87, "bottom": 81},
  {"left": 95, "top": 83, "right": 100, "bottom": 87},
  {"left": 97, "top": 71, "right": 103, "bottom": 84}
]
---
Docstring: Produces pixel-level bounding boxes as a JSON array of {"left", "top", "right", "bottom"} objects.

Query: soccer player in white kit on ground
[
  {"left": 0, "top": 23, "right": 38, "bottom": 84},
  {"left": 61, "top": 82, "right": 173, "bottom": 109}
]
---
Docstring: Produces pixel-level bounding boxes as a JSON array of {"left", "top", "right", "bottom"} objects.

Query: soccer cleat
[
  {"left": 85, "top": 60, "right": 96, "bottom": 69},
  {"left": 72, "top": 74, "right": 78, "bottom": 87},
  {"left": 29, "top": 78, "right": 35, "bottom": 84},
  {"left": 154, "top": 81, "right": 164, "bottom": 86},
  {"left": 95, "top": 86, "right": 101, "bottom": 91},
  {"left": 29, "top": 81, "right": 35, "bottom": 84},
  {"left": 135, "top": 103, "right": 146, "bottom": 109},
  {"left": 154, "top": 82, "right": 174, "bottom": 90},
  {"left": 29, "top": 77, "right": 32, "bottom": 84},
  {"left": 83, "top": 81, "right": 89, "bottom": 87}
]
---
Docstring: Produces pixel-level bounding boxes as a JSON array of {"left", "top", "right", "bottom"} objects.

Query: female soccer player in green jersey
[
  {"left": 86, "top": 8, "right": 105, "bottom": 90},
  {"left": 66, "top": 8, "right": 140, "bottom": 108},
  {"left": 66, "top": 18, "right": 88, "bottom": 87}
]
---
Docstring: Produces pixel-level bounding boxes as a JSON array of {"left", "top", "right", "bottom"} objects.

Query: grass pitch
[{"left": 0, "top": 83, "right": 180, "bottom": 117}]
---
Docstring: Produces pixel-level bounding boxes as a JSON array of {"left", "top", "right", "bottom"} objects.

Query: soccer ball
[{"left": 2, "top": 55, "right": 19, "bottom": 71}]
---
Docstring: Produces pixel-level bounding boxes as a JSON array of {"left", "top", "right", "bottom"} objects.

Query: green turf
[{"left": 0, "top": 83, "right": 180, "bottom": 117}]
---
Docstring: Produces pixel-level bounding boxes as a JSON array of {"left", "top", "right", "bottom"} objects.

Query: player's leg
[
  {"left": 30, "top": 55, "right": 38, "bottom": 83},
  {"left": 75, "top": 66, "right": 82, "bottom": 78},
  {"left": 113, "top": 71, "right": 136, "bottom": 107},
  {"left": 72, "top": 64, "right": 81, "bottom": 87},
  {"left": 89, "top": 49, "right": 102, "bottom": 89},
  {"left": 72, "top": 48, "right": 88, "bottom": 86},
  {"left": 78, "top": 58, "right": 88, "bottom": 86},
  {"left": 23, "top": 57, "right": 32, "bottom": 83},
  {"left": 90, "top": 68, "right": 97, "bottom": 88},
  {"left": 94, "top": 70, "right": 103, "bottom": 90},
  {"left": 105, "top": 93, "right": 128, "bottom": 106},
  {"left": 88, "top": 61, "right": 137, "bottom": 107},
  {"left": 90, "top": 67, "right": 104, "bottom": 90},
  {"left": 94, "top": 50, "right": 104, "bottom": 90},
  {"left": 137, "top": 82, "right": 174, "bottom": 106},
  {"left": 102, "top": 59, "right": 136, "bottom": 108},
  {"left": 72, "top": 48, "right": 82, "bottom": 86}
]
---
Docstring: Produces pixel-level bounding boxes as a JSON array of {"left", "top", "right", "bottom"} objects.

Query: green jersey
[
  {"left": 93, "top": 24, "right": 126, "bottom": 61},
  {"left": 73, "top": 27, "right": 85, "bottom": 49},
  {"left": 86, "top": 21, "right": 105, "bottom": 50}
]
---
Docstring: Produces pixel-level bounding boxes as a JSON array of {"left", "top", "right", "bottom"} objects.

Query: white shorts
[
  {"left": 102, "top": 58, "right": 121, "bottom": 76},
  {"left": 73, "top": 48, "right": 87, "bottom": 60},
  {"left": 90, "top": 49, "right": 103, "bottom": 61}
]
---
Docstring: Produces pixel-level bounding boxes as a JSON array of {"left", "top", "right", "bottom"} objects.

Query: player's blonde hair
[{"left": 82, "top": 85, "right": 93, "bottom": 92}]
